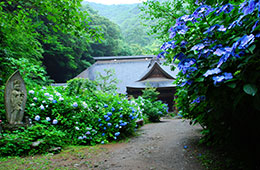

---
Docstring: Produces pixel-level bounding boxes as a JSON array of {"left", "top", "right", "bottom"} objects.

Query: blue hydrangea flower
[
  {"left": 218, "top": 25, "right": 226, "bottom": 32},
  {"left": 120, "top": 114, "right": 123, "bottom": 118},
  {"left": 213, "top": 75, "right": 225, "bottom": 84},
  {"left": 99, "top": 123, "right": 103, "bottom": 126},
  {"left": 72, "top": 102, "right": 78, "bottom": 107},
  {"left": 213, "top": 48, "right": 226, "bottom": 56},
  {"left": 120, "top": 122, "right": 127, "bottom": 126},
  {"left": 101, "top": 141, "right": 104, "bottom": 144},
  {"left": 75, "top": 126, "right": 80, "bottom": 130},
  {"left": 191, "top": 43, "right": 205, "bottom": 51},
  {"left": 111, "top": 107, "right": 115, "bottom": 112},
  {"left": 104, "top": 115, "right": 108, "bottom": 119},
  {"left": 104, "top": 127, "right": 107, "bottom": 130},
  {"left": 115, "top": 124, "right": 119, "bottom": 128},
  {"left": 114, "top": 137, "right": 117, "bottom": 140},
  {"left": 52, "top": 119, "right": 58, "bottom": 125},
  {"left": 160, "top": 40, "right": 177, "bottom": 51},
  {"left": 238, "top": 34, "right": 255, "bottom": 49},
  {"left": 115, "top": 132, "right": 120, "bottom": 136},
  {"left": 203, "top": 68, "right": 222, "bottom": 77},
  {"left": 102, "top": 133, "right": 105, "bottom": 136},
  {"left": 29, "top": 90, "right": 35, "bottom": 94},
  {"left": 40, "top": 105, "right": 44, "bottom": 110},
  {"left": 104, "top": 104, "right": 108, "bottom": 108},
  {"left": 35, "top": 115, "right": 40, "bottom": 121},
  {"left": 223, "top": 72, "right": 233, "bottom": 80},
  {"left": 107, "top": 112, "right": 112, "bottom": 116},
  {"left": 98, "top": 118, "right": 101, "bottom": 122},
  {"left": 52, "top": 100, "right": 57, "bottom": 104},
  {"left": 78, "top": 136, "right": 83, "bottom": 140},
  {"left": 216, "top": 3, "right": 234, "bottom": 14},
  {"left": 105, "top": 117, "right": 110, "bottom": 121},
  {"left": 241, "top": 0, "right": 257, "bottom": 15},
  {"left": 107, "top": 123, "right": 112, "bottom": 126},
  {"left": 46, "top": 117, "right": 51, "bottom": 122}
]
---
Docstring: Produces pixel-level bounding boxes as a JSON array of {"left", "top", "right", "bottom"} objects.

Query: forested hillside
[{"left": 82, "top": 1, "right": 160, "bottom": 54}]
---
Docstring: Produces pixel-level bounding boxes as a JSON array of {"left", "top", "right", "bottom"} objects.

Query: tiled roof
[{"left": 76, "top": 56, "right": 179, "bottom": 94}]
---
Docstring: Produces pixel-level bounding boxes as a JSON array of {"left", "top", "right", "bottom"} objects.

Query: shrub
[
  {"left": 0, "top": 124, "right": 65, "bottom": 156},
  {"left": 135, "top": 96, "right": 168, "bottom": 122},
  {"left": 158, "top": 0, "right": 260, "bottom": 167}
]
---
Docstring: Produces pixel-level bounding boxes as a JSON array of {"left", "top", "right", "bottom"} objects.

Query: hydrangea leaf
[{"left": 243, "top": 84, "right": 258, "bottom": 96}]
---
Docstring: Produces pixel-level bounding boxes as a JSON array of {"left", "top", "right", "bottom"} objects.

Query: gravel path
[{"left": 98, "top": 118, "right": 204, "bottom": 170}]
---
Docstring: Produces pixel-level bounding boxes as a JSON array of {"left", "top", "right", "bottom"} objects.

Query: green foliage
[
  {"left": 142, "top": 86, "right": 160, "bottom": 102},
  {"left": 140, "top": 0, "right": 196, "bottom": 42},
  {"left": 66, "top": 78, "right": 97, "bottom": 95},
  {"left": 0, "top": 124, "right": 65, "bottom": 156},
  {"left": 95, "top": 69, "right": 119, "bottom": 93},
  {"left": 0, "top": 0, "right": 102, "bottom": 84},
  {"left": 84, "top": 2, "right": 160, "bottom": 55},
  {"left": 135, "top": 96, "right": 168, "bottom": 122}
]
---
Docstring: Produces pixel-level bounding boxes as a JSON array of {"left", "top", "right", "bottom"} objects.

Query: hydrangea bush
[
  {"left": 0, "top": 83, "right": 143, "bottom": 156},
  {"left": 158, "top": 0, "right": 260, "bottom": 167}
]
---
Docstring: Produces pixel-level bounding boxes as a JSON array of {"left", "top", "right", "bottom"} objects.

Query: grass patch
[{"left": 0, "top": 145, "right": 108, "bottom": 170}]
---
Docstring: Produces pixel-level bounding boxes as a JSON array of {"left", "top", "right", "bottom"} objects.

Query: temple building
[{"left": 76, "top": 55, "right": 179, "bottom": 111}]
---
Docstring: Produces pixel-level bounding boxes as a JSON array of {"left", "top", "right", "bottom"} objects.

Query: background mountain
[{"left": 82, "top": 1, "right": 160, "bottom": 55}]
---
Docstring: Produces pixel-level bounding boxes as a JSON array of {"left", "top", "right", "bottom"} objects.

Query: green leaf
[
  {"left": 243, "top": 84, "right": 258, "bottom": 96},
  {"left": 248, "top": 44, "right": 256, "bottom": 53},
  {"left": 227, "top": 83, "right": 236, "bottom": 89}
]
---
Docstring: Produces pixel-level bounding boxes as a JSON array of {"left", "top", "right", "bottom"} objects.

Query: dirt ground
[
  {"left": 97, "top": 118, "right": 204, "bottom": 170},
  {"left": 0, "top": 118, "right": 205, "bottom": 170}
]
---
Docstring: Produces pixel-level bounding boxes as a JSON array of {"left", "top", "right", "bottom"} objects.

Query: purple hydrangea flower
[
  {"left": 33, "top": 97, "right": 37, "bottom": 101},
  {"left": 86, "top": 131, "right": 91, "bottom": 135},
  {"left": 78, "top": 136, "right": 83, "bottom": 140}
]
